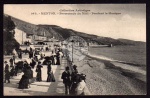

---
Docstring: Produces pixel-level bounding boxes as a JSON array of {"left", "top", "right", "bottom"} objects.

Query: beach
[{"left": 73, "top": 46, "right": 146, "bottom": 95}]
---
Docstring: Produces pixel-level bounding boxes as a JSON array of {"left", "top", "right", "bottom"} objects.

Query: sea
[{"left": 88, "top": 44, "right": 146, "bottom": 67}]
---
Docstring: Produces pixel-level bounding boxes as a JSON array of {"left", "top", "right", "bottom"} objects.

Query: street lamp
[{"left": 71, "top": 40, "right": 74, "bottom": 63}]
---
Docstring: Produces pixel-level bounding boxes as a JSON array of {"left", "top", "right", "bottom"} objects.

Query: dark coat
[
  {"left": 47, "top": 64, "right": 51, "bottom": 74},
  {"left": 36, "top": 64, "right": 43, "bottom": 81},
  {"left": 4, "top": 64, "right": 10, "bottom": 80},
  {"left": 71, "top": 69, "right": 78, "bottom": 82},
  {"left": 30, "top": 59, "right": 36, "bottom": 68},
  {"left": 10, "top": 66, "right": 15, "bottom": 76},
  {"left": 29, "top": 51, "right": 33, "bottom": 58},
  {"left": 56, "top": 52, "right": 60, "bottom": 65},
  {"left": 70, "top": 72, "right": 81, "bottom": 95},
  {"left": 61, "top": 71, "right": 71, "bottom": 84},
  {"left": 26, "top": 68, "right": 33, "bottom": 82},
  {"left": 18, "top": 68, "right": 33, "bottom": 89},
  {"left": 18, "top": 75, "right": 29, "bottom": 89},
  {"left": 47, "top": 64, "right": 55, "bottom": 82},
  {"left": 50, "top": 56, "right": 55, "bottom": 65}
]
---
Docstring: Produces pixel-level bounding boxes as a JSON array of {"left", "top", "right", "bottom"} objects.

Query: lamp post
[
  {"left": 71, "top": 40, "right": 74, "bottom": 63},
  {"left": 22, "top": 31, "right": 23, "bottom": 45}
]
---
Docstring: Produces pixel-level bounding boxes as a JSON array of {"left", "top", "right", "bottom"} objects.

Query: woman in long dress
[
  {"left": 75, "top": 74, "right": 86, "bottom": 95},
  {"left": 70, "top": 65, "right": 79, "bottom": 95},
  {"left": 4, "top": 61, "right": 10, "bottom": 83},
  {"left": 10, "top": 66, "right": 15, "bottom": 77},
  {"left": 28, "top": 66, "right": 34, "bottom": 87},
  {"left": 36, "top": 62, "right": 43, "bottom": 82},
  {"left": 56, "top": 52, "right": 60, "bottom": 65},
  {"left": 51, "top": 51, "right": 55, "bottom": 65},
  {"left": 29, "top": 50, "right": 33, "bottom": 59},
  {"left": 46, "top": 60, "right": 55, "bottom": 82},
  {"left": 18, "top": 63, "right": 31, "bottom": 89},
  {"left": 50, "top": 55, "right": 55, "bottom": 65}
]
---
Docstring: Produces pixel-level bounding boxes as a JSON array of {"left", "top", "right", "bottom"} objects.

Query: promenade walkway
[
  {"left": 4, "top": 52, "right": 91, "bottom": 96},
  {"left": 4, "top": 57, "right": 68, "bottom": 96}
]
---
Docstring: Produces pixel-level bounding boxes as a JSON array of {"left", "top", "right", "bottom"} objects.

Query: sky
[{"left": 4, "top": 4, "right": 146, "bottom": 42}]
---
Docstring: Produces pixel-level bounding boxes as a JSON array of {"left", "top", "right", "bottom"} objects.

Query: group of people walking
[
  {"left": 61, "top": 65, "right": 86, "bottom": 95},
  {"left": 4, "top": 45, "right": 87, "bottom": 95},
  {"left": 4, "top": 58, "right": 56, "bottom": 89},
  {"left": 4, "top": 46, "right": 59, "bottom": 88}
]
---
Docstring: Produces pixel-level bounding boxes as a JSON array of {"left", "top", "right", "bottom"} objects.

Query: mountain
[
  {"left": 7, "top": 14, "right": 145, "bottom": 46},
  {"left": 118, "top": 39, "right": 146, "bottom": 45},
  {"left": 11, "top": 17, "right": 52, "bottom": 37}
]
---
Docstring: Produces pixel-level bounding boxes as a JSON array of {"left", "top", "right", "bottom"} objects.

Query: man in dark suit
[{"left": 61, "top": 66, "right": 71, "bottom": 95}]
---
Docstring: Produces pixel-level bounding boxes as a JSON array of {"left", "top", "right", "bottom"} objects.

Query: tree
[{"left": 3, "top": 15, "right": 20, "bottom": 55}]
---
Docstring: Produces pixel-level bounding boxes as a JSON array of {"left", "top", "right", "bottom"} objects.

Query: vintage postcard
[{"left": 3, "top": 4, "right": 146, "bottom": 96}]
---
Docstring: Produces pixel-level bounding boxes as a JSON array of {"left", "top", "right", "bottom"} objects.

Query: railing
[
  {"left": 64, "top": 49, "right": 91, "bottom": 95},
  {"left": 65, "top": 49, "right": 74, "bottom": 73}
]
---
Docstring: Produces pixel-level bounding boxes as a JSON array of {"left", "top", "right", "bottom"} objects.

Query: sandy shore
[{"left": 73, "top": 55, "right": 146, "bottom": 95}]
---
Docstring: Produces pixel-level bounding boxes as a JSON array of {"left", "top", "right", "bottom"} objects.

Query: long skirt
[
  {"left": 18, "top": 75, "right": 29, "bottom": 89},
  {"left": 56, "top": 57, "right": 60, "bottom": 65},
  {"left": 36, "top": 72, "right": 42, "bottom": 81},
  {"left": 47, "top": 72, "right": 55, "bottom": 82},
  {"left": 10, "top": 69, "right": 15, "bottom": 77},
  {"left": 51, "top": 59, "right": 55, "bottom": 65},
  {"left": 10, "top": 62, "right": 13, "bottom": 67},
  {"left": 5, "top": 72, "right": 10, "bottom": 80},
  {"left": 70, "top": 82, "right": 78, "bottom": 95}
]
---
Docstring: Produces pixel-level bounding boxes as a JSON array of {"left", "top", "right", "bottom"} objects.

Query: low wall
[{"left": 66, "top": 55, "right": 91, "bottom": 95}]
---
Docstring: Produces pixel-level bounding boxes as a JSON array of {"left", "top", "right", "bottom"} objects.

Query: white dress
[{"left": 75, "top": 80, "right": 86, "bottom": 95}]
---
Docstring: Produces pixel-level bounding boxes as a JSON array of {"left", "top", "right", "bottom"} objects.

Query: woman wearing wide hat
[
  {"left": 46, "top": 60, "right": 55, "bottom": 82},
  {"left": 18, "top": 64, "right": 31, "bottom": 89}
]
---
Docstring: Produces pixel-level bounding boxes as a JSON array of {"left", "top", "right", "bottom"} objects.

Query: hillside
[
  {"left": 8, "top": 14, "right": 145, "bottom": 46},
  {"left": 118, "top": 39, "right": 146, "bottom": 46},
  {"left": 11, "top": 17, "right": 53, "bottom": 38}
]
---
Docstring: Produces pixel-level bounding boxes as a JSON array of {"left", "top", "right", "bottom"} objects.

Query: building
[
  {"left": 44, "top": 37, "right": 61, "bottom": 46},
  {"left": 33, "top": 31, "right": 48, "bottom": 43},
  {"left": 14, "top": 28, "right": 32, "bottom": 44},
  {"left": 15, "top": 28, "right": 49, "bottom": 44},
  {"left": 33, "top": 35, "right": 47, "bottom": 41},
  {"left": 14, "top": 27, "right": 61, "bottom": 46}
]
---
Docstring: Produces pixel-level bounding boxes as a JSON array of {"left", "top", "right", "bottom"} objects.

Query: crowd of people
[
  {"left": 4, "top": 45, "right": 62, "bottom": 87},
  {"left": 4, "top": 44, "right": 87, "bottom": 95}
]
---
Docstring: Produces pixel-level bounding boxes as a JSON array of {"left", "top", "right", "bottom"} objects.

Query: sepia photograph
[{"left": 3, "top": 4, "right": 146, "bottom": 96}]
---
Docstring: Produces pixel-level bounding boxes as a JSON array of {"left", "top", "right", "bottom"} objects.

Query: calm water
[{"left": 89, "top": 45, "right": 146, "bottom": 66}]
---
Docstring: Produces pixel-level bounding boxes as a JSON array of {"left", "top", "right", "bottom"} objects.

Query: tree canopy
[{"left": 3, "top": 15, "right": 20, "bottom": 55}]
